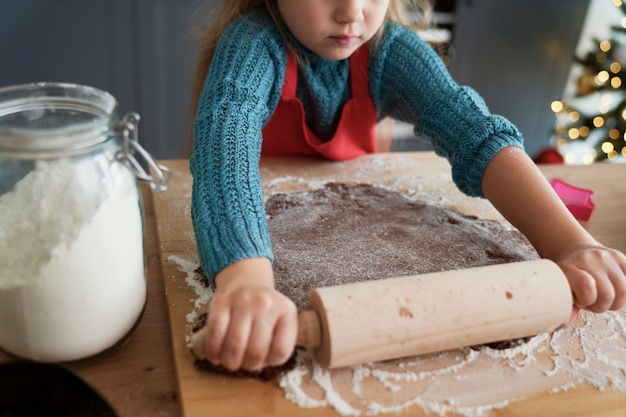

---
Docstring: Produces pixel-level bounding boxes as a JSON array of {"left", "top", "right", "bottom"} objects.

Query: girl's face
[{"left": 277, "top": 0, "right": 390, "bottom": 61}]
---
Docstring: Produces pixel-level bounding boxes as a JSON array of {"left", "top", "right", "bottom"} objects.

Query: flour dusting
[
  {"left": 168, "top": 254, "right": 214, "bottom": 345},
  {"left": 170, "top": 256, "right": 626, "bottom": 417},
  {"left": 261, "top": 154, "right": 505, "bottom": 222},
  {"left": 170, "top": 154, "right": 625, "bottom": 416}
]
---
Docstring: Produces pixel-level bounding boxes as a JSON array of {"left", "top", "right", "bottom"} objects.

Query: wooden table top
[{"left": 1, "top": 152, "right": 624, "bottom": 417}]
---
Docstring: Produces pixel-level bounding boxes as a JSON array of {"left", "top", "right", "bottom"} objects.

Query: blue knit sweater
[{"left": 190, "top": 9, "right": 524, "bottom": 280}]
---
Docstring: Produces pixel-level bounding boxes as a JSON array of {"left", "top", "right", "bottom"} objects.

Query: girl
[{"left": 189, "top": 0, "right": 626, "bottom": 372}]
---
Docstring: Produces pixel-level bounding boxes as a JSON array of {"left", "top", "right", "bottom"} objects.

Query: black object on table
[{"left": 0, "top": 361, "right": 118, "bottom": 417}]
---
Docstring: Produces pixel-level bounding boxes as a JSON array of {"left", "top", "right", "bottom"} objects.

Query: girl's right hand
[{"left": 201, "top": 258, "right": 298, "bottom": 371}]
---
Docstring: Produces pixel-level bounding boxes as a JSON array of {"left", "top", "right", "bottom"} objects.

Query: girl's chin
[{"left": 313, "top": 44, "right": 362, "bottom": 61}]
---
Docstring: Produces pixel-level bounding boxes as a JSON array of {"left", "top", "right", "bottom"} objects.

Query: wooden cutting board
[{"left": 151, "top": 152, "right": 626, "bottom": 417}]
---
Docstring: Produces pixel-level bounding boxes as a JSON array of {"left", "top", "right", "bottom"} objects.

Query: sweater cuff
[
  {"left": 193, "top": 219, "right": 274, "bottom": 283},
  {"left": 452, "top": 133, "right": 525, "bottom": 198}
]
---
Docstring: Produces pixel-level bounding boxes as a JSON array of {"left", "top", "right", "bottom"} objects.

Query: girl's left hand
[{"left": 556, "top": 243, "right": 626, "bottom": 315}]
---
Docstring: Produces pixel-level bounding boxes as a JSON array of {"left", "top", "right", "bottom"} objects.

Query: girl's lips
[{"left": 330, "top": 35, "right": 357, "bottom": 46}]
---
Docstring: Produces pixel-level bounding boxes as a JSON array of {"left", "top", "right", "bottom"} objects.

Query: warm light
[
  {"left": 607, "top": 150, "right": 619, "bottom": 160},
  {"left": 599, "top": 102, "right": 611, "bottom": 114},
  {"left": 622, "top": 16, "right": 626, "bottom": 29},
  {"left": 623, "top": 147, "right": 626, "bottom": 157},
  {"left": 612, "top": 77, "right": 622, "bottom": 88},
  {"left": 609, "top": 128, "right": 620, "bottom": 140},
  {"left": 600, "top": 40, "right": 611, "bottom": 52},
  {"left": 615, "top": 0, "right": 623, "bottom": 7},
  {"left": 596, "top": 71, "right": 610, "bottom": 85},
  {"left": 601, "top": 93, "right": 613, "bottom": 103},
  {"left": 556, "top": 138, "right": 569, "bottom": 149},
  {"left": 623, "top": 108, "right": 626, "bottom": 120},
  {"left": 602, "top": 142, "right": 615, "bottom": 154},
  {"left": 582, "top": 151, "right": 597, "bottom": 165},
  {"left": 593, "top": 116, "right": 605, "bottom": 128},
  {"left": 579, "top": 126, "right": 591, "bottom": 138},
  {"left": 564, "top": 152, "right": 577, "bottom": 164},
  {"left": 610, "top": 62, "right": 622, "bottom": 73},
  {"left": 568, "top": 128, "right": 580, "bottom": 139},
  {"left": 599, "top": 96, "right": 612, "bottom": 113},
  {"left": 551, "top": 100, "right": 564, "bottom": 113},
  {"left": 555, "top": 124, "right": 567, "bottom": 134},
  {"left": 568, "top": 111, "right": 580, "bottom": 122}
]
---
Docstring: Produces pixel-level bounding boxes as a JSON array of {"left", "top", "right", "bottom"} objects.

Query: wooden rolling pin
[{"left": 193, "top": 259, "right": 572, "bottom": 369}]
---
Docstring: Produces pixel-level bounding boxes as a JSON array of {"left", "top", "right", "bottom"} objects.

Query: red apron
[{"left": 261, "top": 45, "right": 378, "bottom": 160}]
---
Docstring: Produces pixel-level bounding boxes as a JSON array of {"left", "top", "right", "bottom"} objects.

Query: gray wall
[
  {"left": 448, "top": 0, "right": 590, "bottom": 158},
  {"left": 0, "top": 0, "right": 211, "bottom": 159},
  {"left": 0, "top": 0, "right": 589, "bottom": 159}
]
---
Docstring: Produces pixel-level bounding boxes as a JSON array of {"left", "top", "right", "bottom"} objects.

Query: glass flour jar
[{"left": 0, "top": 82, "right": 171, "bottom": 362}]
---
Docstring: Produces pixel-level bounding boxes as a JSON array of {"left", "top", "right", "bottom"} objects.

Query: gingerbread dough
[
  {"left": 192, "top": 182, "right": 538, "bottom": 378},
  {"left": 268, "top": 182, "right": 538, "bottom": 311}
]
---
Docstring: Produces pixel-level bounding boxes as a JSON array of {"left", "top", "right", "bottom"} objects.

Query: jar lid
[{"left": 0, "top": 82, "right": 118, "bottom": 153}]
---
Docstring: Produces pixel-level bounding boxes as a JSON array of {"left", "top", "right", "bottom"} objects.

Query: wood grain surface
[{"left": 151, "top": 153, "right": 626, "bottom": 417}]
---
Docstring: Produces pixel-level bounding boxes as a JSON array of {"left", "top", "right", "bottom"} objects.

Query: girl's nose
[{"left": 334, "top": 0, "right": 364, "bottom": 24}]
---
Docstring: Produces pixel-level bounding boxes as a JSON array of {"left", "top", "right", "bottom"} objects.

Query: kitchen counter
[{"left": 1, "top": 152, "right": 624, "bottom": 417}]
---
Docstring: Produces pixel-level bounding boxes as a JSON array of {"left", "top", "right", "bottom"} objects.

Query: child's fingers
[
  {"left": 567, "top": 266, "right": 622, "bottom": 313},
  {"left": 568, "top": 306, "right": 580, "bottom": 325},
  {"left": 204, "top": 304, "right": 231, "bottom": 365},
  {"left": 220, "top": 311, "right": 254, "bottom": 370},
  {"left": 241, "top": 319, "right": 275, "bottom": 371},
  {"left": 558, "top": 246, "right": 626, "bottom": 313},
  {"left": 608, "top": 262, "right": 626, "bottom": 311},
  {"left": 587, "top": 272, "right": 616, "bottom": 313},
  {"left": 566, "top": 268, "right": 597, "bottom": 310},
  {"left": 266, "top": 312, "right": 298, "bottom": 367}
]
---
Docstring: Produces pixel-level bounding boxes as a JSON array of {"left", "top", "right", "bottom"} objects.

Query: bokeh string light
[{"left": 550, "top": 0, "right": 626, "bottom": 163}]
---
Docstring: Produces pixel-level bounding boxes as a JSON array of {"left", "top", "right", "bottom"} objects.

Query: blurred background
[{"left": 0, "top": 0, "right": 622, "bottom": 163}]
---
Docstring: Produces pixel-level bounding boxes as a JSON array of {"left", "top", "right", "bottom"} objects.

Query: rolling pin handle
[{"left": 297, "top": 310, "right": 322, "bottom": 348}]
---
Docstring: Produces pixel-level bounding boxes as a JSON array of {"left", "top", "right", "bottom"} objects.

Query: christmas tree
[{"left": 550, "top": 0, "right": 626, "bottom": 164}]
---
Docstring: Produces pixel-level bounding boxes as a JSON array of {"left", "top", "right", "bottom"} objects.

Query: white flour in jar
[{"left": 0, "top": 159, "right": 146, "bottom": 362}]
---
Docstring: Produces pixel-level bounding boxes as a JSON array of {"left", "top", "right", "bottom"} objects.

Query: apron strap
[
  {"left": 282, "top": 49, "right": 299, "bottom": 99},
  {"left": 349, "top": 45, "right": 371, "bottom": 98}
]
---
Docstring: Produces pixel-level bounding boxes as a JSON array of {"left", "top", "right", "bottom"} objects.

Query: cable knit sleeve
[
  {"left": 190, "top": 11, "right": 286, "bottom": 281},
  {"left": 370, "top": 23, "right": 525, "bottom": 198}
]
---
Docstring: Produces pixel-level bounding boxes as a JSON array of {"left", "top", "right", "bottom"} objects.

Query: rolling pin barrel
[{"left": 301, "top": 259, "right": 572, "bottom": 369}]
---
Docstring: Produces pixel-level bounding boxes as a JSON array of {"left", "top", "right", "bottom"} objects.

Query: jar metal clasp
[{"left": 115, "top": 112, "right": 172, "bottom": 192}]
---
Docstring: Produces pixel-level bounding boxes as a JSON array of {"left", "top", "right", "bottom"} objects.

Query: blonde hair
[{"left": 185, "top": 0, "right": 432, "bottom": 154}]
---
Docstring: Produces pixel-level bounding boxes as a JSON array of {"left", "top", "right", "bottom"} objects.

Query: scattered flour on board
[
  {"left": 169, "top": 154, "right": 625, "bottom": 416},
  {"left": 168, "top": 255, "right": 214, "bottom": 338},
  {"left": 169, "top": 255, "right": 626, "bottom": 417}
]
